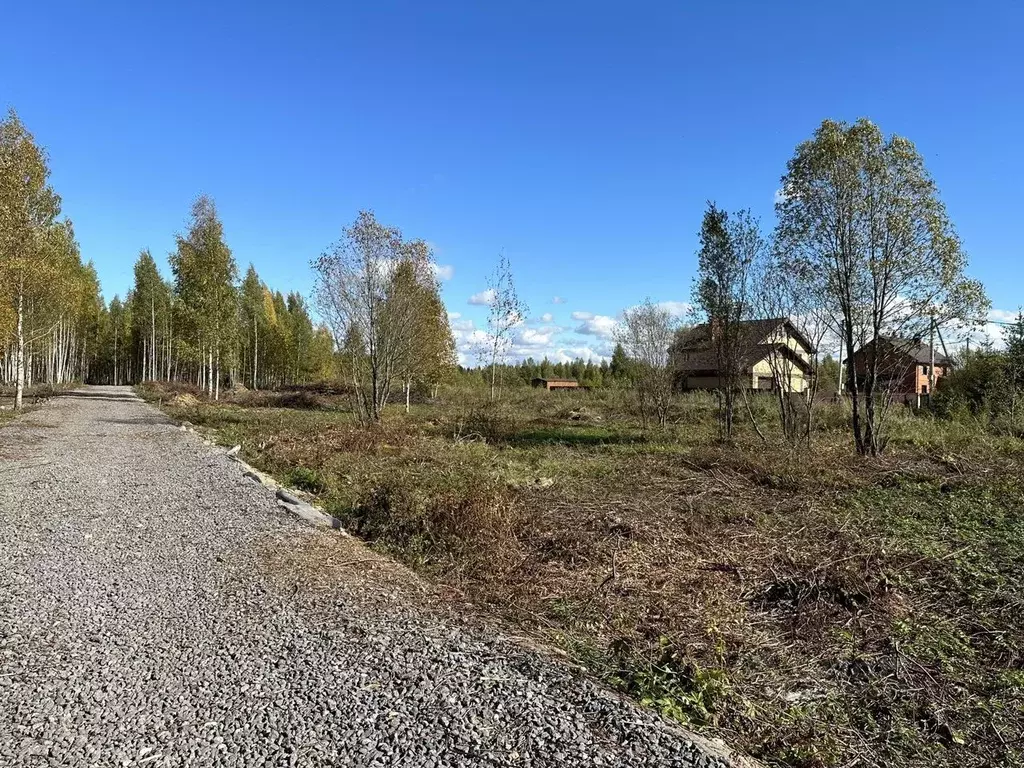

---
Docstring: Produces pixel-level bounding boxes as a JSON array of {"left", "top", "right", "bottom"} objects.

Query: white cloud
[
  {"left": 552, "top": 346, "right": 609, "bottom": 364},
  {"left": 989, "top": 308, "right": 1020, "bottom": 323},
  {"left": 960, "top": 308, "right": 1020, "bottom": 350},
  {"left": 929, "top": 308, "right": 1021, "bottom": 353},
  {"left": 622, "top": 300, "right": 692, "bottom": 319},
  {"left": 468, "top": 288, "right": 496, "bottom": 306},
  {"left": 433, "top": 263, "right": 454, "bottom": 281},
  {"left": 552, "top": 296, "right": 567, "bottom": 304},
  {"left": 575, "top": 314, "right": 618, "bottom": 340},
  {"left": 655, "top": 300, "right": 693, "bottom": 318},
  {"left": 453, "top": 328, "right": 490, "bottom": 365},
  {"left": 450, "top": 298, "right": 692, "bottom": 365},
  {"left": 516, "top": 327, "right": 554, "bottom": 347}
]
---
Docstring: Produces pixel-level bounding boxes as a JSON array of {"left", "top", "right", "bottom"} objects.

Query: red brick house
[{"left": 846, "top": 337, "right": 953, "bottom": 399}]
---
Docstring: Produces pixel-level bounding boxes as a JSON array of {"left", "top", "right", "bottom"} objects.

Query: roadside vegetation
[
  {"left": 141, "top": 378, "right": 1024, "bottom": 768},
  {"left": 0, "top": 383, "right": 73, "bottom": 423}
]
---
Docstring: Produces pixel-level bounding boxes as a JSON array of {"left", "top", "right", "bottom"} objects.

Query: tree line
[
  {"left": 94, "top": 198, "right": 336, "bottom": 395},
  {"left": 456, "top": 347, "right": 634, "bottom": 390},
  {"left": 936, "top": 314, "right": 1024, "bottom": 430},
  {"left": 1, "top": 111, "right": 459, "bottom": 417},
  {"left": 0, "top": 111, "right": 104, "bottom": 408},
  {"left": 1, "top": 110, "right": 430, "bottom": 409}
]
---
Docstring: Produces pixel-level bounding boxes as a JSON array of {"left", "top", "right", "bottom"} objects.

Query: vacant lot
[{"left": 141, "top": 382, "right": 1024, "bottom": 768}]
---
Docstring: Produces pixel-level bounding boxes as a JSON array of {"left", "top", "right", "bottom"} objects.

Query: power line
[{"left": 978, "top": 319, "right": 1019, "bottom": 326}]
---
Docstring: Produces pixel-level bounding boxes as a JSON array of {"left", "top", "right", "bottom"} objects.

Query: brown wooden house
[
  {"left": 531, "top": 377, "right": 580, "bottom": 391},
  {"left": 845, "top": 337, "right": 953, "bottom": 398}
]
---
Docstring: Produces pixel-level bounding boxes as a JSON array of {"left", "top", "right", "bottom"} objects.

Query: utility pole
[
  {"left": 928, "top": 313, "right": 936, "bottom": 402},
  {"left": 837, "top": 334, "right": 844, "bottom": 394}
]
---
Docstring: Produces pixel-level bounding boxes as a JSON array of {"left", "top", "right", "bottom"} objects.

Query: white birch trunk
[
  {"left": 14, "top": 285, "right": 25, "bottom": 410},
  {"left": 151, "top": 297, "right": 156, "bottom": 383},
  {"left": 253, "top": 316, "right": 258, "bottom": 390}
]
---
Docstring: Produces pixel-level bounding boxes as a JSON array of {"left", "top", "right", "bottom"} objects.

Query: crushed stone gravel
[{"left": 0, "top": 386, "right": 748, "bottom": 767}]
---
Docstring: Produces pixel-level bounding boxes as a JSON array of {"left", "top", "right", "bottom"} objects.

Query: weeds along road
[{"left": 0, "top": 386, "right": 745, "bottom": 768}]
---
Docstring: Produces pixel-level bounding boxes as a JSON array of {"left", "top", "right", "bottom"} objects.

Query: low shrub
[
  {"left": 286, "top": 466, "right": 328, "bottom": 494},
  {"left": 338, "top": 468, "right": 524, "bottom": 577},
  {"left": 228, "top": 389, "right": 331, "bottom": 410},
  {"left": 450, "top": 403, "right": 521, "bottom": 444},
  {"left": 608, "top": 635, "right": 730, "bottom": 727}
]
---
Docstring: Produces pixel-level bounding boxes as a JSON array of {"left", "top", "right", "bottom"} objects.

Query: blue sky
[{"left": 2, "top": 1, "right": 1021, "bottom": 362}]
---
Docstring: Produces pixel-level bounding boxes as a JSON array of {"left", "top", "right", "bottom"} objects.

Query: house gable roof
[
  {"left": 849, "top": 337, "right": 954, "bottom": 366},
  {"left": 672, "top": 318, "right": 815, "bottom": 374},
  {"left": 676, "top": 318, "right": 814, "bottom": 353}
]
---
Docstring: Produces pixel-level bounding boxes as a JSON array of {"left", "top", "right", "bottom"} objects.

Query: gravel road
[{"left": 0, "top": 386, "right": 745, "bottom": 768}]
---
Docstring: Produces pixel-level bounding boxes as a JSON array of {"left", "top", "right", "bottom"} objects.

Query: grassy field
[{"left": 140, "top": 381, "right": 1024, "bottom": 768}]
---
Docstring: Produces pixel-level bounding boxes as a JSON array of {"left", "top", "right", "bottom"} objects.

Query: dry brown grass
[{"left": 142, "top": 381, "right": 1024, "bottom": 768}]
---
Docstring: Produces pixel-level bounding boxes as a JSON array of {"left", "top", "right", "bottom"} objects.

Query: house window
[
  {"left": 921, "top": 364, "right": 930, "bottom": 375},
  {"left": 921, "top": 384, "right": 929, "bottom": 394}
]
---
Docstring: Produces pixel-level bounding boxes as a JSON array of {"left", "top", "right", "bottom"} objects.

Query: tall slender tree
[
  {"left": 0, "top": 110, "right": 62, "bottom": 408},
  {"left": 386, "top": 241, "right": 457, "bottom": 409},
  {"left": 478, "top": 252, "right": 527, "bottom": 401},
  {"left": 129, "top": 249, "right": 170, "bottom": 382},
  {"left": 169, "top": 195, "right": 238, "bottom": 398},
  {"left": 692, "top": 203, "right": 760, "bottom": 440},
  {"left": 239, "top": 264, "right": 265, "bottom": 388}
]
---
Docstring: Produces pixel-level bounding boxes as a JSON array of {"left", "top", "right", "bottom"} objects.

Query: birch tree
[
  {"left": 313, "top": 211, "right": 434, "bottom": 422},
  {"left": 752, "top": 248, "right": 830, "bottom": 445},
  {"left": 478, "top": 252, "right": 527, "bottom": 401},
  {"left": 129, "top": 249, "right": 170, "bottom": 382},
  {"left": 286, "top": 292, "right": 314, "bottom": 385},
  {"left": 0, "top": 110, "right": 61, "bottom": 409},
  {"left": 239, "top": 264, "right": 265, "bottom": 388},
  {"left": 386, "top": 241, "right": 457, "bottom": 410},
  {"left": 617, "top": 300, "right": 677, "bottom": 428},
  {"left": 169, "top": 195, "right": 238, "bottom": 398},
  {"left": 776, "top": 118, "right": 989, "bottom": 455}
]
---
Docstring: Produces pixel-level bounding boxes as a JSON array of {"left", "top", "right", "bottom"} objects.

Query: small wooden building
[{"left": 531, "top": 377, "right": 580, "bottom": 391}]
